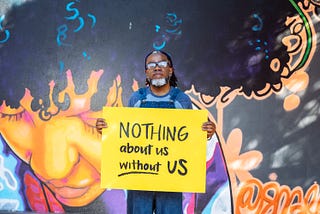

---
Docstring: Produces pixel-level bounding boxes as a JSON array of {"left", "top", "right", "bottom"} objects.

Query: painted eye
[
  {"left": 0, "top": 111, "right": 26, "bottom": 121},
  {"left": 0, "top": 105, "right": 26, "bottom": 121}
]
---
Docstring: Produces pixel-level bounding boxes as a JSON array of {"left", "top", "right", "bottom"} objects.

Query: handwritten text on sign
[{"left": 101, "top": 107, "right": 207, "bottom": 193}]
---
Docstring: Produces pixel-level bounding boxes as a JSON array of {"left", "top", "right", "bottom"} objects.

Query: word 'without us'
[{"left": 118, "top": 159, "right": 188, "bottom": 177}]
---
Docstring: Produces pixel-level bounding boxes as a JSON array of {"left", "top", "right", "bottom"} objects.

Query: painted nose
[{"left": 30, "top": 118, "right": 80, "bottom": 180}]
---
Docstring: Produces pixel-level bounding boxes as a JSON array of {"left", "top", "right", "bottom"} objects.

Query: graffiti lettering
[
  {"left": 56, "top": 24, "right": 71, "bottom": 47},
  {"left": 248, "top": 39, "right": 269, "bottom": 60},
  {"left": 56, "top": 1, "right": 97, "bottom": 69},
  {"left": 59, "top": 60, "right": 65, "bottom": 73},
  {"left": 0, "top": 15, "right": 10, "bottom": 44},
  {"left": 153, "top": 13, "right": 182, "bottom": 50},
  {"left": 64, "top": 1, "right": 84, "bottom": 32},
  {"left": 155, "top": 24, "right": 160, "bottom": 32},
  {"left": 165, "top": 13, "right": 182, "bottom": 35},
  {"left": 0, "top": 156, "right": 18, "bottom": 190},
  {"left": 153, "top": 35, "right": 166, "bottom": 50},
  {"left": 251, "top": 13, "right": 263, "bottom": 32},
  {"left": 82, "top": 51, "right": 91, "bottom": 60},
  {"left": 0, "top": 138, "right": 23, "bottom": 210},
  {"left": 87, "top": 13, "right": 96, "bottom": 28},
  {"left": 65, "top": 1, "right": 80, "bottom": 20},
  {"left": 73, "top": 16, "right": 84, "bottom": 32},
  {"left": 236, "top": 178, "right": 320, "bottom": 213},
  {"left": 63, "top": 1, "right": 96, "bottom": 33}
]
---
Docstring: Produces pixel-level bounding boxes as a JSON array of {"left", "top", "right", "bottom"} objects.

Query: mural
[{"left": 0, "top": 0, "right": 319, "bottom": 213}]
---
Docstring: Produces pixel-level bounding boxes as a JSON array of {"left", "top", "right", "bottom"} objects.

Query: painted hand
[
  {"left": 202, "top": 120, "right": 216, "bottom": 140},
  {"left": 96, "top": 118, "right": 108, "bottom": 135}
]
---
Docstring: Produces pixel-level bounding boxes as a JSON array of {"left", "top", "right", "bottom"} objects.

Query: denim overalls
[{"left": 127, "top": 87, "right": 183, "bottom": 214}]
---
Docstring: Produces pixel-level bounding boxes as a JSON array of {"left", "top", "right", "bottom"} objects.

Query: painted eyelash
[
  {"left": 82, "top": 119, "right": 99, "bottom": 135},
  {"left": 0, "top": 110, "right": 26, "bottom": 121}
]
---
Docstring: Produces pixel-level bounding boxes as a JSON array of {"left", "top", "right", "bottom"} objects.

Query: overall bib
[{"left": 127, "top": 87, "right": 182, "bottom": 214}]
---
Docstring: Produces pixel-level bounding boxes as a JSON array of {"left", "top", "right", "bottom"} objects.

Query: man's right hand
[{"left": 96, "top": 118, "right": 108, "bottom": 135}]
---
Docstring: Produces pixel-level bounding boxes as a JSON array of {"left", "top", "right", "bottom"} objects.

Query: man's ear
[{"left": 169, "top": 69, "right": 173, "bottom": 76}]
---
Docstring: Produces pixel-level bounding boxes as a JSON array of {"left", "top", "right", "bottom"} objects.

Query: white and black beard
[{"left": 150, "top": 78, "right": 167, "bottom": 87}]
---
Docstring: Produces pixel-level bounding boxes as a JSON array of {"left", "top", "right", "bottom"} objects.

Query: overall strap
[
  {"left": 170, "top": 87, "right": 181, "bottom": 101},
  {"left": 138, "top": 87, "right": 147, "bottom": 101}
]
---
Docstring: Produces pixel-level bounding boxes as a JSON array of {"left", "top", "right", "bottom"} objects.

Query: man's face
[{"left": 145, "top": 53, "right": 173, "bottom": 87}]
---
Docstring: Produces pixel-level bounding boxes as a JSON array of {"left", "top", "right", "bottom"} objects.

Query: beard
[{"left": 150, "top": 78, "right": 168, "bottom": 87}]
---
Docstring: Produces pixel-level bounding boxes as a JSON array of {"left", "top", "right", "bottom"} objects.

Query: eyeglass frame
[{"left": 145, "top": 60, "right": 171, "bottom": 70}]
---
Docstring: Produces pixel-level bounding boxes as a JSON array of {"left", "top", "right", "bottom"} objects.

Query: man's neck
[{"left": 149, "top": 83, "right": 171, "bottom": 96}]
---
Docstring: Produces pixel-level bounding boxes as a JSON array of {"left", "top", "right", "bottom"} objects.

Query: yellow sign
[{"left": 101, "top": 107, "right": 207, "bottom": 193}]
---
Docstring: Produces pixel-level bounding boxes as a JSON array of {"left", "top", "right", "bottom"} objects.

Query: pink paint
[
  {"left": 25, "top": 150, "right": 32, "bottom": 160},
  {"left": 23, "top": 110, "right": 35, "bottom": 125}
]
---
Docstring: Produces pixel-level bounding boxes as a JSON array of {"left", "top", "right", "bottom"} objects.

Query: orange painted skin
[{"left": 0, "top": 69, "right": 123, "bottom": 207}]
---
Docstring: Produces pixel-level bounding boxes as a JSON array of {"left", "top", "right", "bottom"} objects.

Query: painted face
[
  {"left": 0, "top": 69, "right": 123, "bottom": 207},
  {"left": 145, "top": 52, "right": 173, "bottom": 84}
]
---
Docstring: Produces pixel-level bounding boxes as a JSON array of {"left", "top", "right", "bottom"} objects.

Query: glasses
[{"left": 146, "top": 61, "right": 170, "bottom": 69}]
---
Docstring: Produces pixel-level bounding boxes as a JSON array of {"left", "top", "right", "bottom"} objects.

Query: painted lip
[{"left": 53, "top": 185, "right": 90, "bottom": 199}]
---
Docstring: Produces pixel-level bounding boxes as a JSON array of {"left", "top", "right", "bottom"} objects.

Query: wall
[{"left": 0, "top": 0, "right": 319, "bottom": 213}]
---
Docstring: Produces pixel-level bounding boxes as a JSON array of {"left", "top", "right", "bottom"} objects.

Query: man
[{"left": 96, "top": 50, "right": 215, "bottom": 214}]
